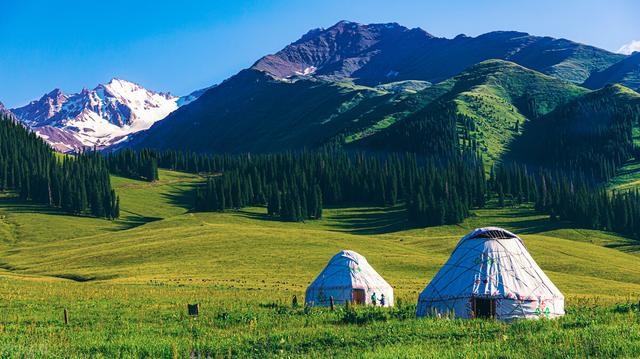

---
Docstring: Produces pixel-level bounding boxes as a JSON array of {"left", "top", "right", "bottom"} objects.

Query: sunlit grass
[{"left": 0, "top": 169, "right": 639, "bottom": 356}]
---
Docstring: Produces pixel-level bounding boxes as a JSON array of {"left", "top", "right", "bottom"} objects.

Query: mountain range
[
  {"left": 251, "top": 21, "right": 627, "bottom": 86},
  {"left": 10, "top": 20, "right": 640, "bottom": 158},
  {"left": 11, "top": 79, "right": 206, "bottom": 152}
]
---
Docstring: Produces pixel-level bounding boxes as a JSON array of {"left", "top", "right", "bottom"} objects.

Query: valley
[{"left": 0, "top": 170, "right": 639, "bottom": 356}]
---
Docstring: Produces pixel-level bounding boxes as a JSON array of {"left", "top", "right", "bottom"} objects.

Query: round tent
[
  {"left": 416, "top": 227, "right": 564, "bottom": 321},
  {"left": 305, "top": 250, "right": 394, "bottom": 307}
]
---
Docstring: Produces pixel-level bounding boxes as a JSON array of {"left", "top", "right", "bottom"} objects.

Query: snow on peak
[
  {"left": 295, "top": 66, "right": 317, "bottom": 76},
  {"left": 12, "top": 78, "right": 207, "bottom": 153}
]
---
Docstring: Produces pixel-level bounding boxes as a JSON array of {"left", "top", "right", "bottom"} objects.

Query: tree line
[
  {"left": 0, "top": 114, "right": 119, "bottom": 218},
  {"left": 492, "top": 163, "right": 640, "bottom": 240},
  {"left": 173, "top": 149, "right": 486, "bottom": 224},
  {"left": 506, "top": 90, "right": 640, "bottom": 182},
  {"left": 107, "top": 149, "right": 159, "bottom": 182}
]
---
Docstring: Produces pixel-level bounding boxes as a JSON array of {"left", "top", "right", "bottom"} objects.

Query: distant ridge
[{"left": 252, "top": 20, "right": 625, "bottom": 86}]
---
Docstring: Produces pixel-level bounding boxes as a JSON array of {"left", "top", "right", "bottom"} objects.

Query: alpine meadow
[{"left": 2, "top": 3, "right": 640, "bottom": 358}]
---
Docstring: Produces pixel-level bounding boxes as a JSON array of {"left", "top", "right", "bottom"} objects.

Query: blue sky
[{"left": 1, "top": 0, "right": 638, "bottom": 108}]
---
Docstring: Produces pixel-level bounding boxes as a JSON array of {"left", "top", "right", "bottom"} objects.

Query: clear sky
[{"left": 1, "top": 0, "right": 638, "bottom": 108}]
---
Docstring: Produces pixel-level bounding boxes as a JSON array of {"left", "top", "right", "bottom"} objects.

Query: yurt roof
[
  {"left": 463, "top": 227, "right": 519, "bottom": 240},
  {"left": 419, "top": 227, "right": 564, "bottom": 301},
  {"left": 307, "top": 250, "right": 392, "bottom": 290}
]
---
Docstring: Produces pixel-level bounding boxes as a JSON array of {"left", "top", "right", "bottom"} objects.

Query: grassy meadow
[{"left": 1, "top": 169, "right": 640, "bottom": 357}]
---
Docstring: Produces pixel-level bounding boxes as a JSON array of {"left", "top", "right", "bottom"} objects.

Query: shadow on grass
[
  {"left": 51, "top": 273, "right": 118, "bottom": 282},
  {"left": 233, "top": 205, "right": 418, "bottom": 235},
  {"left": 118, "top": 212, "right": 162, "bottom": 228},
  {"left": 236, "top": 210, "right": 276, "bottom": 222},
  {"left": 325, "top": 205, "right": 415, "bottom": 235},
  {"left": 160, "top": 183, "right": 199, "bottom": 213},
  {"left": 473, "top": 206, "right": 570, "bottom": 234},
  {"left": 0, "top": 196, "right": 155, "bottom": 231},
  {"left": 605, "top": 242, "right": 640, "bottom": 254},
  {"left": 492, "top": 217, "right": 570, "bottom": 235}
]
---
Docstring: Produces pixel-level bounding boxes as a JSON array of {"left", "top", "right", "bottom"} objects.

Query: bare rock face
[{"left": 252, "top": 21, "right": 434, "bottom": 84}]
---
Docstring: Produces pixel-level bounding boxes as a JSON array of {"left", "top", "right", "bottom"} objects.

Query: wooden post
[
  {"left": 64, "top": 308, "right": 69, "bottom": 325},
  {"left": 330, "top": 296, "right": 335, "bottom": 311},
  {"left": 188, "top": 303, "right": 199, "bottom": 316}
]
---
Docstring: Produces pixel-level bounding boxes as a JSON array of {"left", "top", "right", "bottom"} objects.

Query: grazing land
[{"left": 1, "top": 169, "right": 639, "bottom": 357}]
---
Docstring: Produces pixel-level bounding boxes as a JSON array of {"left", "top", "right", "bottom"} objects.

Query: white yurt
[
  {"left": 416, "top": 227, "right": 564, "bottom": 321},
  {"left": 305, "top": 250, "right": 394, "bottom": 307}
]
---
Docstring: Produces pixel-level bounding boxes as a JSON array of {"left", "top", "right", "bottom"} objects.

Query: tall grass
[{"left": 0, "top": 275, "right": 638, "bottom": 358}]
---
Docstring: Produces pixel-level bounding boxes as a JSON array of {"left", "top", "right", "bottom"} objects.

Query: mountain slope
[
  {"left": 583, "top": 52, "right": 640, "bottom": 92},
  {"left": 131, "top": 59, "right": 640, "bottom": 169},
  {"left": 129, "top": 69, "right": 413, "bottom": 153},
  {"left": 129, "top": 22, "right": 639, "bottom": 167},
  {"left": 252, "top": 21, "right": 625, "bottom": 86},
  {"left": 505, "top": 84, "right": 640, "bottom": 176},
  {"left": 352, "top": 60, "right": 589, "bottom": 161},
  {"left": 12, "top": 79, "right": 204, "bottom": 153}
]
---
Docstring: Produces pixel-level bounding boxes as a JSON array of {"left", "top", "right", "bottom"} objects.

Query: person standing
[
  {"left": 371, "top": 292, "right": 377, "bottom": 306},
  {"left": 380, "top": 293, "right": 386, "bottom": 306}
]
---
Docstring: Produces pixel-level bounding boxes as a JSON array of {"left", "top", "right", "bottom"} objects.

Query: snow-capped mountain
[{"left": 12, "top": 79, "right": 204, "bottom": 153}]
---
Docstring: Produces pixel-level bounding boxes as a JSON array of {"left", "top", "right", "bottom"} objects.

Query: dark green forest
[
  {"left": 0, "top": 115, "right": 119, "bottom": 219},
  {"left": 107, "top": 149, "right": 486, "bottom": 224},
  {"left": 107, "top": 149, "right": 159, "bottom": 182},
  {"left": 492, "top": 164, "right": 640, "bottom": 240}
]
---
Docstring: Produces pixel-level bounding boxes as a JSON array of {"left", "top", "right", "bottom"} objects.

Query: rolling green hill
[
  {"left": 357, "top": 61, "right": 640, "bottom": 171},
  {"left": 1, "top": 169, "right": 639, "bottom": 356},
  {"left": 354, "top": 60, "right": 588, "bottom": 160}
]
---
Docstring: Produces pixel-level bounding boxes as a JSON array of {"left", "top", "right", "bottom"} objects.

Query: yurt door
[
  {"left": 472, "top": 298, "right": 496, "bottom": 319},
  {"left": 352, "top": 289, "right": 365, "bottom": 305}
]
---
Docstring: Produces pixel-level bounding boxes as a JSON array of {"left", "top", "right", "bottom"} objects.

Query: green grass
[
  {"left": 449, "top": 60, "right": 589, "bottom": 163},
  {"left": 344, "top": 115, "right": 404, "bottom": 143},
  {"left": 608, "top": 160, "right": 640, "bottom": 191},
  {"left": 375, "top": 80, "right": 431, "bottom": 93},
  {"left": 1, "top": 169, "right": 640, "bottom": 357}
]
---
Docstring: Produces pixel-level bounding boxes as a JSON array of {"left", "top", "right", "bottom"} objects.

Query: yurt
[
  {"left": 416, "top": 227, "right": 564, "bottom": 321},
  {"left": 305, "top": 250, "right": 394, "bottom": 307}
]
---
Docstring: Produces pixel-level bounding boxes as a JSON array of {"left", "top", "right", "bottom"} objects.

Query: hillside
[
  {"left": 353, "top": 60, "right": 589, "bottom": 161},
  {"left": 583, "top": 52, "right": 640, "bottom": 92},
  {"left": 130, "top": 60, "right": 640, "bottom": 173},
  {"left": 126, "top": 21, "right": 639, "bottom": 162},
  {"left": 1, "top": 169, "right": 640, "bottom": 356},
  {"left": 505, "top": 84, "right": 640, "bottom": 176},
  {"left": 127, "top": 60, "right": 588, "bottom": 159},
  {"left": 129, "top": 69, "right": 416, "bottom": 153},
  {"left": 1, "top": 168, "right": 639, "bottom": 293}
]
